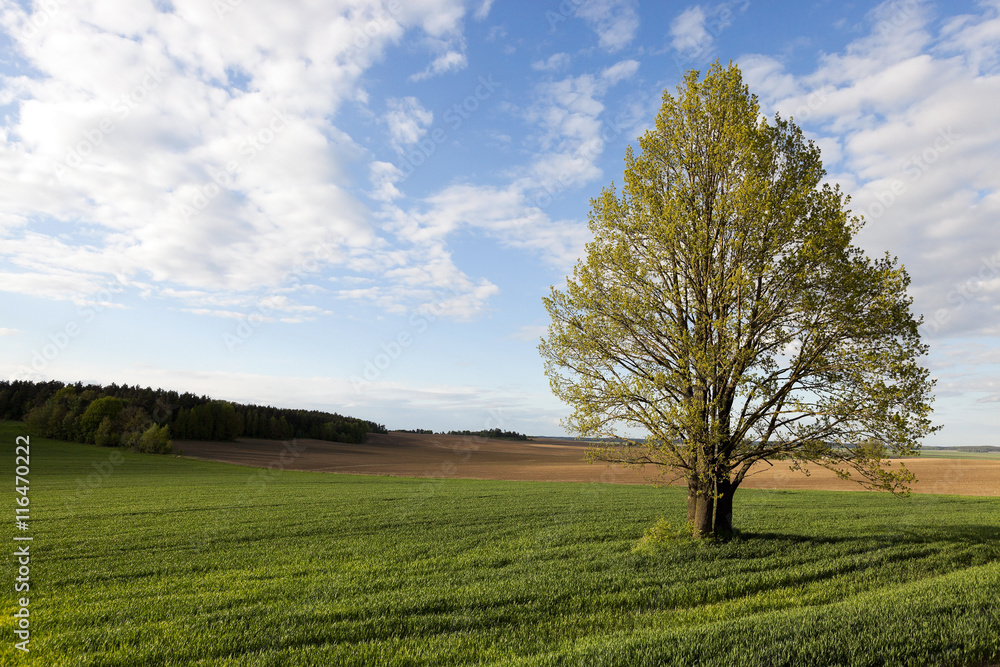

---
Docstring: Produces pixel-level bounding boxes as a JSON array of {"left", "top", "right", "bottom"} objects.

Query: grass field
[
  {"left": 915, "top": 449, "right": 1000, "bottom": 461},
  {"left": 3, "top": 421, "right": 999, "bottom": 666}
]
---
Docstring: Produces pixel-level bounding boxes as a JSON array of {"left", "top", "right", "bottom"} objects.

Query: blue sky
[{"left": 1, "top": 0, "right": 999, "bottom": 443}]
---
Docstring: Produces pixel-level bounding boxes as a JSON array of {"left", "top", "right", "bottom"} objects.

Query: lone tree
[{"left": 539, "top": 62, "right": 938, "bottom": 539}]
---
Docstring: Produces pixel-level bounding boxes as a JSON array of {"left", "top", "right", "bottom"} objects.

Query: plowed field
[{"left": 177, "top": 432, "right": 1000, "bottom": 496}]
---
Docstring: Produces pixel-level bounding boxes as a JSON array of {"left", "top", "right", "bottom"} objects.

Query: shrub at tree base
[{"left": 633, "top": 518, "right": 698, "bottom": 554}]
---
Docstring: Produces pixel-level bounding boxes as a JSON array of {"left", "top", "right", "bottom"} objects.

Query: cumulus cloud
[
  {"left": 383, "top": 97, "right": 434, "bottom": 153},
  {"left": 601, "top": 59, "right": 640, "bottom": 85},
  {"left": 473, "top": 0, "right": 496, "bottom": 21},
  {"left": 576, "top": 0, "right": 640, "bottom": 52},
  {"left": 669, "top": 2, "right": 749, "bottom": 64},
  {"left": 532, "top": 53, "right": 572, "bottom": 72},
  {"left": 736, "top": 0, "right": 1000, "bottom": 442},
  {"left": 742, "top": 0, "right": 1000, "bottom": 342},
  {"left": 670, "top": 6, "right": 711, "bottom": 54},
  {"left": 522, "top": 66, "right": 646, "bottom": 194},
  {"left": 0, "top": 0, "right": 502, "bottom": 321},
  {"left": 334, "top": 240, "right": 500, "bottom": 321},
  {"left": 359, "top": 60, "right": 645, "bottom": 314},
  {"left": 369, "top": 161, "right": 405, "bottom": 203},
  {"left": 410, "top": 48, "right": 468, "bottom": 81}
]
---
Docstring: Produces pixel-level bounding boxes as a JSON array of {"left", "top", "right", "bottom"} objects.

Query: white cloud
[
  {"left": 383, "top": 97, "right": 434, "bottom": 154},
  {"left": 736, "top": 0, "right": 1000, "bottom": 440},
  {"left": 670, "top": 6, "right": 710, "bottom": 55},
  {"left": 410, "top": 49, "right": 468, "bottom": 81},
  {"left": 739, "top": 54, "right": 800, "bottom": 101},
  {"left": 0, "top": 270, "right": 110, "bottom": 302},
  {"left": 369, "top": 64, "right": 635, "bottom": 295},
  {"left": 331, "top": 239, "right": 501, "bottom": 320},
  {"left": 0, "top": 0, "right": 500, "bottom": 322},
  {"left": 669, "top": 2, "right": 749, "bottom": 64},
  {"left": 474, "top": 0, "right": 495, "bottom": 21},
  {"left": 522, "top": 71, "right": 616, "bottom": 191},
  {"left": 0, "top": 328, "right": 19, "bottom": 336},
  {"left": 601, "top": 59, "right": 640, "bottom": 85},
  {"left": 391, "top": 182, "right": 590, "bottom": 264},
  {"left": 181, "top": 308, "right": 276, "bottom": 321},
  {"left": 531, "top": 53, "right": 572, "bottom": 72},
  {"left": 576, "top": 0, "right": 640, "bottom": 52},
  {"left": 369, "top": 161, "right": 405, "bottom": 202}
]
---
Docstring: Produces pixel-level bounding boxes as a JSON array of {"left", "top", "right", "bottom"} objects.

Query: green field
[
  {"left": 3, "top": 421, "right": 999, "bottom": 666},
  {"left": 913, "top": 449, "right": 1000, "bottom": 460}
]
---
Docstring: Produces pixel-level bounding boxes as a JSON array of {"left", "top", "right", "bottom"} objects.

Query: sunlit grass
[{"left": 3, "top": 421, "right": 999, "bottom": 666}]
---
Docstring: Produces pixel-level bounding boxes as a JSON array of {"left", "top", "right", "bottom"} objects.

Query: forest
[{"left": 0, "top": 379, "right": 387, "bottom": 452}]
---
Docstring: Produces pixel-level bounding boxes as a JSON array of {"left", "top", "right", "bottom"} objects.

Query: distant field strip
[
  {"left": 176, "top": 432, "right": 1000, "bottom": 497},
  {"left": 3, "top": 422, "right": 999, "bottom": 666},
  {"left": 915, "top": 449, "right": 1000, "bottom": 460}
]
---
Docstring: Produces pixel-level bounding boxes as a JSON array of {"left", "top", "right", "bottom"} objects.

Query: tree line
[
  {"left": 446, "top": 428, "right": 531, "bottom": 441},
  {"left": 0, "top": 380, "right": 387, "bottom": 451},
  {"left": 392, "top": 428, "right": 532, "bottom": 440}
]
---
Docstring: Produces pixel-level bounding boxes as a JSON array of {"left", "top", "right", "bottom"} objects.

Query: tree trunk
[
  {"left": 693, "top": 489, "right": 714, "bottom": 539},
  {"left": 713, "top": 478, "right": 735, "bottom": 538},
  {"left": 686, "top": 478, "right": 698, "bottom": 524}
]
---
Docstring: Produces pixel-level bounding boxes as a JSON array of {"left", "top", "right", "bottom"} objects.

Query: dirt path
[{"left": 176, "top": 432, "right": 1000, "bottom": 497}]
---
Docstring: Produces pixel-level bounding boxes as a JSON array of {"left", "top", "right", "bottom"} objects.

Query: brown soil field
[{"left": 177, "top": 432, "right": 1000, "bottom": 497}]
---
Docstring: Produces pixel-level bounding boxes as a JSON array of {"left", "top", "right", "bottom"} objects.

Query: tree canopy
[{"left": 539, "top": 62, "right": 938, "bottom": 538}]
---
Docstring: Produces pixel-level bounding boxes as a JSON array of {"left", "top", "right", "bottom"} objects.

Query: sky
[{"left": 0, "top": 0, "right": 998, "bottom": 443}]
